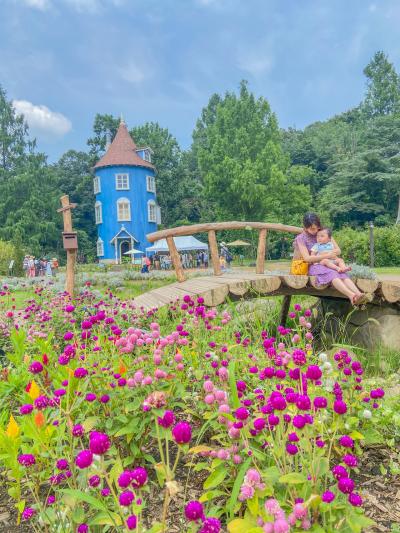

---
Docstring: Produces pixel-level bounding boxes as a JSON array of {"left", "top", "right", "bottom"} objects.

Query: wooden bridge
[{"left": 131, "top": 222, "right": 400, "bottom": 313}]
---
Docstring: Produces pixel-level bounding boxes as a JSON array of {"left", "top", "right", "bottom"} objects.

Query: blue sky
[{"left": 1, "top": 0, "right": 400, "bottom": 161}]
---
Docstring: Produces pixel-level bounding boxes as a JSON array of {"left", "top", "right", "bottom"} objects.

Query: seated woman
[{"left": 292, "top": 213, "right": 369, "bottom": 305}]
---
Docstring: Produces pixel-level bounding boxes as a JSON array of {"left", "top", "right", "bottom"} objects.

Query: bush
[
  {"left": 0, "top": 240, "right": 16, "bottom": 276},
  {"left": 335, "top": 225, "right": 400, "bottom": 267}
]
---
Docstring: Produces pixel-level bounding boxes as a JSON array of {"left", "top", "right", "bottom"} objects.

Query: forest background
[{"left": 1, "top": 50, "right": 400, "bottom": 274}]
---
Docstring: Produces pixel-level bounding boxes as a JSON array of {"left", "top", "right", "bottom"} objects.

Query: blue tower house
[{"left": 93, "top": 119, "right": 160, "bottom": 263}]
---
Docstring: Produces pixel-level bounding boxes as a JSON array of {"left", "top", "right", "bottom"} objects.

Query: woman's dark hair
[{"left": 303, "top": 212, "right": 321, "bottom": 229}]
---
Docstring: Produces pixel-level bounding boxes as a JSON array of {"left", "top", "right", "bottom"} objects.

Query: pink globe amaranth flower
[
  {"left": 184, "top": 500, "right": 204, "bottom": 521},
  {"left": 74, "top": 367, "right": 88, "bottom": 379},
  {"left": 338, "top": 477, "right": 355, "bottom": 494},
  {"left": 19, "top": 404, "right": 33, "bottom": 415},
  {"left": 119, "top": 490, "right": 135, "bottom": 506},
  {"left": 322, "top": 490, "right": 335, "bottom": 503},
  {"left": 342, "top": 454, "right": 358, "bottom": 467},
  {"left": 293, "top": 503, "right": 306, "bottom": 519},
  {"left": 286, "top": 443, "right": 298, "bottom": 455},
  {"left": 333, "top": 400, "right": 347, "bottom": 415},
  {"left": 306, "top": 365, "right": 322, "bottom": 381},
  {"left": 172, "top": 421, "right": 192, "bottom": 444},
  {"left": 72, "top": 424, "right": 85, "bottom": 437},
  {"left": 77, "top": 524, "right": 88, "bottom": 533},
  {"left": 265, "top": 498, "right": 281, "bottom": 516},
  {"left": 339, "top": 435, "right": 354, "bottom": 448},
  {"left": 263, "top": 524, "right": 274, "bottom": 533},
  {"left": 118, "top": 470, "right": 133, "bottom": 488},
  {"left": 75, "top": 450, "right": 93, "bottom": 469},
  {"left": 348, "top": 492, "right": 363, "bottom": 506},
  {"left": 131, "top": 467, "right": 148, "bottom": 488},
  {"left": 274, "top": 519, "right": 290, "bottom": 533},
  {"left": 89, "top": 474, "right": 101, "bottom": 487},
  {"left": 199, "top": 517, "right": 221, "bottom": 533},
  {"left": 29, "top": 361, "right": 43, "bottom": 374},
  {"left": 239, "top": 484, "right": 255, "bottom": 500},
  {"left": 22, "top": 507, "right": 36, "bottom": 520},
  {"left": 332, "top": 465, "right": 348, "bottom": 479},
  {"left": 18, "top": 454, "right": 36, "bottom": 467},
  {"left": 268, "top": 414, "right": 280, "bottom": 427},
  {"left": 56, "top": 459, "right": 69, "bottom": 470},
  {"left": 245, "top": 468, "right": 261, "bottom": 485},
  {"left": 301, "top": 518, "right": 311, "bottom": 530},
  {"left": 89, "top": 431, "right": 111, "bottom": 455},
  {"left": 126, "top": 515, "right": 138, "bottom": 530}
]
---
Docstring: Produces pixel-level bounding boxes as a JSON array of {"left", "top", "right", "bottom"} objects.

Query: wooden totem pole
[{"left": 58, "top": 195, "right": 78, "bottom": 296}]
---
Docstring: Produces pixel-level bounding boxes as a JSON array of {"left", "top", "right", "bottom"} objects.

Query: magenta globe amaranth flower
[
  {"left": 199, "top": 517, "right": 221, "bottom": 533},
  {"left": 77, "top": 524, "right": 88, "bottom": 533},
  {"left": 348, "top": 492, "right": 363, "bottom": 506},
  {"left": 306, "top": 365, "right": 322, "bottom": 381},
  {"left": 21, "top": 507, "right": 36, "bottom": 520},
  {"left": 158, "top": 410, "right": 175, "bottom": 428},
  {"left": 185, "top": 500, "right": 204, "bottom": 521},
  {"left": 74, "top": 367, "right": 88, "bottom": 379},
  {"left": 126, "top": 515, "right": 138, "bottom": 530},
  {"left": 119, "top": 490, "right": 135, "bottom": 506},
  {"left": 72, "top": 424, "right": 85, "bottom": 437},
  {"left": 89, "top": 475, "right": 101, "bottom": 487},
  {"left": 332, "top": 465, "right": 348, "bottom": 479},
  {"left": 322, "top": 490, "right": 336, "bottom": 503},
  {"left": 56, "top": 459, "right": 69, "bottom": 470},
  {"left": 29, "top": 361, "right": 43, "bottom": 374},
  {"left": 19, "top": 404, "right": 33, "bottom": 415},
  {"left": 286, "top": 443, "right": 298, "bottom": 455},
  {"left": 342, "top": 454, "right": 358, "bottom": 467},
  {"left": 18, "top": 454, "right": 36, "bottom": 467},
  {"left": 75, "top": 450, "right": 93, "bottom": 469},
  {"left": 89, "top": 431, "right": 111, "bottom": 455},
  {"left": 235, "top": 407, "right": 249, "bottom": 420},
  {"left": 333, "top": 400, "right": 348, "bottom": 415},
  {"left": 172, "top": 421, "right": 192, "bottom": 444},
  {"left": 338, "top": 477, "right": 355, "bottom": 494},
  {"left": 131, "top": 467, "right": 148, "bottom": 488},
  {"left": 339, "top": 435, "right": 354, "bottom": 448}
]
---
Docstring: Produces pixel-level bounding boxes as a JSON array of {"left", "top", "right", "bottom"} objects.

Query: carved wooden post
[
  {"left": 256, "top": 228, "right": 267, "bottom": 274},
  {"left": 280, "top": 295, "right": 292, "bottom": 327},
  {"left": 166, "top": 236, "right": 185, "bottom": 282},
  {"left": 208, "top": 230, "right": 222, "bottom": 276},
  {"left": 57, "top": 195, "right": 78, "bottom": 296}
]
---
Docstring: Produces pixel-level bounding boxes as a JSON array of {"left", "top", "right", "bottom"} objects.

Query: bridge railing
[{"left": 147, "top": 221, "right": 302, "bottom": 282}]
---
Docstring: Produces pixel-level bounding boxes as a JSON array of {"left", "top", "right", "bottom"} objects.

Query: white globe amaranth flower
[
  {"left": 318, "top": 352, "right": 328, "bottom": 363},
  {"left": 362, "top": 409, "right": 372, "bottom": 419},
  {"left": 322, "top": 361, "right": 332, "bottom": 374}
]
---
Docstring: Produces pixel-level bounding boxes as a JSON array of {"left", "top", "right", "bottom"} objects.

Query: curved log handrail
[{"left": 147, "top": 221, "right": 302, "bottom": 282}]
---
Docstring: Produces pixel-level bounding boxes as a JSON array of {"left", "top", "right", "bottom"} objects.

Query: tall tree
[
  {"left": 362, "top": 51, "right": 400, "bottom": 117},
  {"left": 192, "top": 81, "right": 311, "bottom": 223},
  {"left": 87, "top": 114, "right": 120, "bottom": 162}
]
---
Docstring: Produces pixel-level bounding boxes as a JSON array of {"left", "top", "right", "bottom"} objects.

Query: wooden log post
[
  {"left": 279, "top": 295, "right": 292, "bottom": 327},
  {"left": 256, "top": 228, "right": 267, "bottom": 274},
  {"left": 208, "top": 230, "right": 222, "bottom": 276},
  {"left": 58, "top": 195, "right": 78, "bottom": 297},
  {"left": 166, "top": 236, "right": 185, "bottom": 283}
]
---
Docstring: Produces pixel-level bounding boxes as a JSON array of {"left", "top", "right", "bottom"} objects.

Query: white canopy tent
[
  {"left": 124, "top": 248, "right": 145, "bottom": 255},
  {"left": 146, "top": 236, "right": 208, "bottom": 253}
]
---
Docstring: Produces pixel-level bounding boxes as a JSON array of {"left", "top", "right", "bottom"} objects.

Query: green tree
[
  {"left": 362, "top": 51, "right": 400, "bottom": 117},
  {"left": 87, "top": 114, "right": 120, "bottom": 162},
  {"left": 193, "top": 81, "right": 311, "bottom": 223}
]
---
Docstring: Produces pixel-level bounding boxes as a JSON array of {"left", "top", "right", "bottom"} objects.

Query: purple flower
[
  {"left": 158, "top": 410, "right": 175, "bottom": 428},
  {"left": 271, "top": 395, "right": 287, "bottom": 410},
  {"left": 286, "top": 443, "right": 298, "bottom": 455},
  {"left": 313, "top": 396, "right": 327, "bottom": 409},
  {"left": 89, "top": 432, "right": 111, "bottom": 455},
  {"left": 19, "top": 404, "right": 33, "bottom": 415},
  {"left": 322, "top": 491, "right": 335, "bottom": 503},
  {"left": 85, "top": 393, "right": 96, "bottom": 402},
  {"left": 64, "top": 331, "right": 74, "bottom": 340},
  {"left": 54, "top": 389, "right": 67, "bottom": 397},
  {"left": 101, "top": 488, "right": 111, "bottom": 497},
  {"left": 339, "top": 435, "right": 354, "bottom": 448},
  {"left": 293, "top": 415, "right": 306, "bottom": 429},
  {"left": 21, "top": 507, "right": 36, "bottom": 520},
  {"left": 34, "top": 395, "right": 49, "bottom": 410},
  {"left": 199, "top": 517, "right": 221, "bottom": 533},
  {"left": 29, "top": 361, "right": 43, "bottom": 374},
  {"left": 89, "top": 475, "right": 101, "bottom": 487},
  {"left": 235, "top": 407, "right": 249, "bottom": 420},
  {"left": 118, "top": 470, "right": 133, "bottom": 488},
  {"left": 185, "top": 500, "right": 204, "bottom": 521},
  {"left": 333, "top": 400, "right": 347, "bottom": 415},
  {"left": 77, "top": 524, "right": 88, "bottom": 533},
  {"left": 99, "top": 394, "right": 110, "bottom": 403},
  {"left": 72, "top": 424, "right": 85, "bottom": 437},
  {"left": 119, "top": 490, "right": 135, "bottom": 506},
  {"left": 348, "top": 492, "right": 363, "bottom": 506},
  {"left": 74, "top": 367, "right": 88, "bottom": 379},
  {"left": 288, "top": 432, "right": 299, "bottom": 442},
  {"left": 332, "top": 465, "right": 348, "bottom": 480},
  {"left": 131, "top": 467, "right": 148, "bottom": 488},
  {"left": 18, "top": 454, "right": 36, "bottom": 467},
  {"left": 172, "top": 421, "right": 192, "bottom": 444},
  {"left": 253, "top": 418, "right": 266, "bottom": 431},
  {"left": 338, "top": 477, "right": 355, "bottom": 494},
  {"left": 306, "top": 365, "right": 322, "bottom": 381},
  {"left": 65, "top": 305, "right": 75, "bottom": 312},
  {"left": 296, "top": 395, "right": 311, "bottom": 410},
  {"left": 292, "top": 349, "right": 306, "bottom": 366},
  {"left": 75, "top": 450, "right": 93, "bottom": 469},
  {"left": 56, "top": 459, "right": 69, "bottom": 470},
  {"left": 342, "top": 454, "right": 358, "bottom": 467},
  {"left": 46, "top": 495, "right": 56, "bottom": 505},
  {"left": 126, "top": 515, "right": 137, "bottom": 530},
  {"left": 370, "top": 388, "right": 385, "bottom": 399}
]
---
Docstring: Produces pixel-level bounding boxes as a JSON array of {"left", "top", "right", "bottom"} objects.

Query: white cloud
[
  {"left": 13, "top": 100, "right": 72, "bottom": 138},
  {"left": 118, "top": 62, "right": 147, "bottom": 84},
  {"left": 20, "top": 0, "right": 50, "bottom": 10},
  {"left": 237, "top": 54, "right": 274, "bottom": 77}
]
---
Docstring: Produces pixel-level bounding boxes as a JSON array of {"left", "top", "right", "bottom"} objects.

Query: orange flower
[
  {"left": 119, "top": 361, "right": 127, "bottom": 375},
  {"left": 34, "top": 411, "right": 45, "bottom": 428}
]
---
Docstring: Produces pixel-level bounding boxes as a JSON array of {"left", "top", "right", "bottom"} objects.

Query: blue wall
[{"left": 94, "top": 164, "right": 157, "bottom": 261}]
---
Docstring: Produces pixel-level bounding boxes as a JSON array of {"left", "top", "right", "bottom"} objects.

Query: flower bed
[{"left": 0, "top": 286, "right": 386, "bottom": 532}]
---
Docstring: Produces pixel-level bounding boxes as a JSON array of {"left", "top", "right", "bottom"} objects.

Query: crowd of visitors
[
  {"left": 22, "top": 256, "right": 59, "bottom": 278},
  {"left": 140, "top": 251, "right": 210, "bottom": 273}
]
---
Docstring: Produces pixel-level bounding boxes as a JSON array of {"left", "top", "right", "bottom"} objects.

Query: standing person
[
  {"left": 28, "top": 256, "right": 35, "bottom": 278},
  {"left": 46, "top": 260, "right": 52, "bottom": 277},
  {"left": 292, "top": 213, "right": 369, "bottom": 305},
  {"left": 203, "top": 251, "right": 209, "bottom": 268},
  {"left": 23, "top": 256, "right": 29, "bottom": 277},
  {"left": 52, "top": 258, "right": 59, "bottom": 275},
  {"left": 141, "top": 256, "right": 148, "bottom": 273}
]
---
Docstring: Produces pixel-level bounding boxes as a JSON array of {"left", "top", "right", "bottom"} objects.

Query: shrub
[{"left": 0, "top": 240, "right": 16, "bottom": 276}]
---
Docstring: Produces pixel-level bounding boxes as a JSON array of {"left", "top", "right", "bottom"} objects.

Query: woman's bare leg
[
  {"left": 342, "top": 278, "right": 362, "bottom": 296},
  {"left": 331, "top": 278, "right": 357, "bottom": 302}
]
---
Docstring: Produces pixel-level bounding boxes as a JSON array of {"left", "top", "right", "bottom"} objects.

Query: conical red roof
[{"left": 94, "top": 121, "right": 154, "bottom": 170}]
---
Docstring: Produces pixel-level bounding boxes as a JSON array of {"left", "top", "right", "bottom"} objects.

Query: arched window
[
  {"left": 148, "top": 200, "right": 157, "bottom": 223},
  {"left": 146, "top": 175, "right": 156, "bottom": 193},
  {"left": 117, "top": 197, "right": 131, "bottom": 221},
  {"left": 95, "top": 201, "right": 102, "bottom": 224},
  {"left": 97, "top": 238, "right": 104, "bottom": 257}
]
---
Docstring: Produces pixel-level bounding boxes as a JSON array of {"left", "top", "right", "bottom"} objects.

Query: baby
[{"left": 311, "top": 228, "right": 351, "bottom": 273}]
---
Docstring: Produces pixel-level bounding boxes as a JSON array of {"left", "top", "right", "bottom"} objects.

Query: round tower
[{"left": 93, "top": 120, "right": 159, "bottom": 263}]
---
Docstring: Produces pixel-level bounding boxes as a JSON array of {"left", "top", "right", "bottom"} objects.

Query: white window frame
[
  {"left": 95, "top": 201, "right": 102, "bottom": 224},
  {"left": 156, "top": 205, "right": 161, "bottom": 224},
  {"left": 93, "top": 175, "right": 101, "bottom": 194},
  {"left": 146, "top": 175, "right": 156, "bottom": 193},
  {"left": 117, "top": 197, "right": 131, "bottom": 221},
  {"left": 143, "top": 150, "right": 151, "bottom": 163},
  {"left": 97, "top": 238, "right": 104, "bottom": 257},
  {"left": 115, "top": 173, "right": 129, "bottom": 190},
  {"left": 148, "top": 200, "right": 157, "bottom": 223}
]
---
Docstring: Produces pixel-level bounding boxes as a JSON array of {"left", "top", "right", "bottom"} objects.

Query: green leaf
[
  {"left": 61, "top": 489, "right": 108, "bottom": 512},
  {"left": 263, "top": 466, "right": 280, "bottom": 482},
  {"left": 278, "top": 473, "right": 307, "bottom": 484},
  {"left": 89, "top": 511, "right": 122, "bottom": 526},
  {"left": 82, "top": 417, "right": 99, "bottom": 432},
  {"left": 199, "top": 490, "right": 226, "bottom": 502},
  {"left": 227, "top": 457, "right": 251, "bottom": 518},
  {"left": 247, "top": 529, "right": 264, "bottom": 533},
  {"left": 247, "top": 494, "right": 259, "bottom": 516},
  {"left": 347, "top": 512, "right": 375, "bottom": 532},
  {"left": 228, "top": 516, "right": 258, "bottom": 533},
  {"left": 228, "top": 361, "right": 240, "bottom": 409},
  {"left": 203, "top": 465, "right": 227, "bottom": 490}
]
